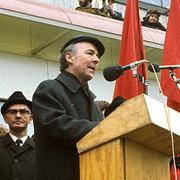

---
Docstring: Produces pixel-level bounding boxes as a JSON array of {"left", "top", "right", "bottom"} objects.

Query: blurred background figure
[
  {"left": 76, "top": 0, "right": 103, "bottom": 16},
  {"left": 104, "top": 96, "right": 126, "bottom": 118},
  {"left": 141, "top": 9, "right": 166, "bottom": 31},
  {"left": 101, "top": 0, "right": 123, "bottom": 20},
  {"left": 0, "top": 124, "right": 8, "bottom": 137},
  {"left": 164, "top": 9, "right": 169, "bottom": 16},
  {"left": 95, "top": 100, "right": 110, "bottom": 116}
]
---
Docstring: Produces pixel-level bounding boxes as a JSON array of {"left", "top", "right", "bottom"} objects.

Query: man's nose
[
  {"left": 93, "top": 55, "right": 100, "bottom": 64},
  {"left": 15, "top": 111, "right": 22, "bottom": 117}
]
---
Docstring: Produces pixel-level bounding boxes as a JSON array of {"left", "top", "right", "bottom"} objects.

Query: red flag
[
  {"left": 161, "top": 0, "right": 180, "bottom": 112},
  {"left": 113, "top": 0, "right": 147, "bottom": 100},
  {"left": 171, "top": 165, "right": 180, "bottom": 180},
  {"left": 170, "top": 154, "right": 180, "bottom": 180}
]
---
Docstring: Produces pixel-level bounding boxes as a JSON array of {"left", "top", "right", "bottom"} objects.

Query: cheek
[
  {"left": 4, "top": 117, "right": 12, "bottom": 124},
  {"left": 76, "top": 58, "right": 89, "bottom": 68}
]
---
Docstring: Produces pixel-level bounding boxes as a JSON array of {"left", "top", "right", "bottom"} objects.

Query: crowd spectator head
[
  {"left": 104, "top": 96, "right": 126, "bottom": 118},
  {"left": 104, "top": 0, "right": 114, "bottom": 4},
  {"left": 101, "top": 0, "right": 123, "bottom": 20},
  {"left": 145, "top": 9, "right": 161, "bottom": 24},
  {"left": 142, "top": 9, "right": 166, "bottom": 31},
  {"left": 95, "top": 100, "right": 110, "bottom": 114},
  {"left": 78, "top": 0, "right": 92, "bottom": 7},
  {"left": 0, "top": 124, "right": 9, "bottom": 137}
]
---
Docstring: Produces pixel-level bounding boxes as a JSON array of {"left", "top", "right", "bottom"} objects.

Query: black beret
[{"left": 60, "top": 35, "right": 105, "bottom": 57}]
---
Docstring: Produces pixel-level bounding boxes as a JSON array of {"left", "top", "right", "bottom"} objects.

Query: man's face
[
  {"left": 66, "top": 42, "right": 100, "bottom": 85},
  {"left": 148, "top": 13, "right": 158, "bottom": 23},
  {"left": 108, "top": 0, "right": 114, "bottom": 5},
  {"left": 3, "top": 104, "right": 32, "bottom": 133},
  {"left": 78, "top": 0, "right": 89, "bottom": 7}
]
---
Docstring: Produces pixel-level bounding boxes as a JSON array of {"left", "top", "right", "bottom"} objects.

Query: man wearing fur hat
[
  {"left": 142, "top": 9, "right": 166, "bottom": 31},
  {"left": 0, "top": 91, "right": 35, "bottom": 180}
]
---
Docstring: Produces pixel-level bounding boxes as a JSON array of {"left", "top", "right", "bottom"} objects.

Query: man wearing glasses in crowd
[{"left": 0, "top": 91, "right": 35, "bottom": 180}]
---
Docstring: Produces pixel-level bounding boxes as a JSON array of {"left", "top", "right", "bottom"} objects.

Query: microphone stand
[
  {"left": 169, "top": 69, "right": 180, "bottom": 91},
  {"left": 131, "top": 67, "right": 149, "bottom": 95}
]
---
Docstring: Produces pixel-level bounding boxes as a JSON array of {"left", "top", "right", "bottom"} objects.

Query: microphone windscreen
[
  {"left": 103, "top": 66, "right": 122, "bottom": 82},
  {"left": 148, "top": 64, "right": 160, "bottom": 73},
  {"left": 104, "top": 96, "right": 126, "bottom": 118}
]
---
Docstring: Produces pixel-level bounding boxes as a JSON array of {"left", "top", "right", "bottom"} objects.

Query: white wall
[
  {"left": 0, "top": 52, "right": 60, "bottom": 136},
  {"left": 0, "top": 52, "right": 59, "bottom": 100},
  {"left": 90, "top": 71, "right": 166, "bottom": 104}
]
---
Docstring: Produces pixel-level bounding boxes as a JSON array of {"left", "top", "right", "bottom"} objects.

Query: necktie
[{"left": 15, "top": 139, "right": 22, "bottom": 147}]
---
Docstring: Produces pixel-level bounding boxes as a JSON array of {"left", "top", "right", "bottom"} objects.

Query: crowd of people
[
  {"left": 76, "top": 0, "right": 123, "bottom": 21},
  {"left": 76, "top": 0, "right": 167, "bottom": 31}
]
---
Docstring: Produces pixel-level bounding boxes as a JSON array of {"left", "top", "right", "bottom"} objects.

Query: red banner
[
  {"left": 161, "top": 0, "right": 180, "bottom": 112},
  {"left": 113, "top": 0, "right": 147, "bottom": 100}
]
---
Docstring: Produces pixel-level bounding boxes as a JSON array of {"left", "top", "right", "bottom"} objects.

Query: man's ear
[
  {"left": 3, "top": 115, "right": 8, "bottom": 124},
  {"left": 65, "top": 52, "right": 74, "bottom": 64},
  {"left": 28, "top": 115, "right": 33, "bottom": 124}
]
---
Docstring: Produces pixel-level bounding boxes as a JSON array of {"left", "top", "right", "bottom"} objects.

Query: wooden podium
[{"left": 77, "top": 94, "right": 180, "bottom": 180}]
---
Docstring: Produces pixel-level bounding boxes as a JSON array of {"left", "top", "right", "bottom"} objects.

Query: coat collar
[
  {"left": 1, "top": 133, "right": 34, "bottom": 149},
  {"left": 25, "top": 136, "right": 35, "bottom": 148},
  {"left": 56, "top": 71, "right": 96, "bottom": 99}
]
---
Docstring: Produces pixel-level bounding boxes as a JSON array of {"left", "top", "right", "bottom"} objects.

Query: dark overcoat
[
  {"left": 32, "top": 72, "right": 103, "bottom": 180},
  {"left": 0, "top": 133, "right": 35, "bottom": 180}
]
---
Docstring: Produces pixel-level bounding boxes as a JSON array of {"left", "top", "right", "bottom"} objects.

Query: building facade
[{"left": 0, "top": 0, "right": 170, "bottom": 135}]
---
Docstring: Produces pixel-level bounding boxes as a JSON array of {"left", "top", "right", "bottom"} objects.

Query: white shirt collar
[{"left": 9, "top": 133, "right": 28, "bottom": 145}]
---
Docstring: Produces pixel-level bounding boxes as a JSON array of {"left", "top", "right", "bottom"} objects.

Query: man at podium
[{"left": 32, "top": 35, "right": 105, "bottom": 180}]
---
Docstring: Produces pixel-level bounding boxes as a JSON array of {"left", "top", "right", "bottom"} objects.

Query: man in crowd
[
  {"left": 101, "top": 0, "right": 124, "bottom": 21},
  {"left": 0, "top": 91, "right": 35, "bottom": 180},
  {"left": 32, "top": 35, "right": 105, "bottom": 180},
  {"left": 76, "top": 0, "right": 103, "bottom": 16},
  {"left": 141, "top": 9, "right": 166, "bottom": 31},
  {"left": 76, "top": 0, "right": 123, "bottom": 20}
]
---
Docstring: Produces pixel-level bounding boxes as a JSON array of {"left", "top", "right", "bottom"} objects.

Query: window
[
  {"left": 140, "top": 0, "right": 161, "bottom": 6},
  {"left": 162, "top": 0, "right": 170, "bottom": 7},
  {"left": 140, "top": 0, "right": 170, "bottom": 7}
]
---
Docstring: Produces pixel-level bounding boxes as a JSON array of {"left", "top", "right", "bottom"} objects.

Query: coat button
[{"left": 14, "top": 158, "right": 19, "bottom": 163}]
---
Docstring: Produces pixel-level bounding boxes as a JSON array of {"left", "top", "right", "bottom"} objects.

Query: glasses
[{"left": 6, "top": 109, "right": 31, "bottom": 116}]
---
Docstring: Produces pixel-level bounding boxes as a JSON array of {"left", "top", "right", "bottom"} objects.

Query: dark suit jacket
[
  {"left": 32, "top": 71, "right": 103, "bottom": 180},
  {"left": 0, "top": 133, "right": 35, "bottom": 180}
]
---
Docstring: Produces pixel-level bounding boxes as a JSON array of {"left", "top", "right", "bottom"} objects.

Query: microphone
[
  {"left": 103, "top": 60, "right": 148, "bottom": 81},
  {"left": 148, "top": 63, "right": 180, "bottom": 73}
]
